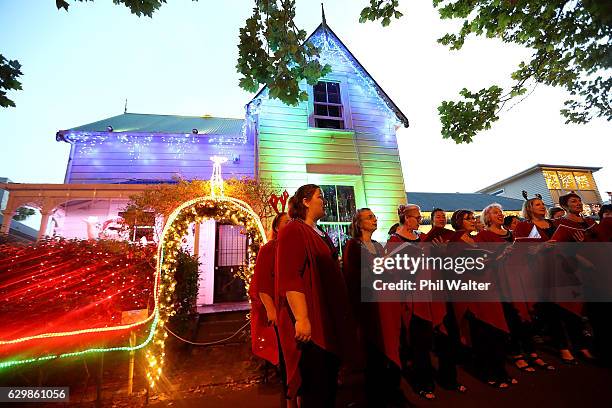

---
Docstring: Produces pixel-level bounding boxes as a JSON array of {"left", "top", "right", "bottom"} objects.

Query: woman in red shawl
[
  {"left": 587, "top": 204, "right": 612, "bottom": 366},
  {"left": 250, "top": 211, "right": 291, "bottom": 406},
  {"left": 449, "top": 209, "right": 514, "bottom": 388},
  {"left": 276, "top": 184, "right": 355, "bottom": 407},
  {"left": 342, "top": 208, "right": 388, "bottom": 406},
  {"left": 251, "top": 212, "right": 290, "bottom": 364},
  {"left": 477, "top": 203, "right": 555, "bottom": 373},
  {"left": 385, "top": 204, "right": 456, "bottom": 400},
  {"left": 547, "top": 193, "right": 595, "bottom": 363}
]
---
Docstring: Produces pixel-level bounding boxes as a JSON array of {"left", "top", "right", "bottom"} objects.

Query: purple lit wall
[{"left": 61, "top": 131, "right": 256, "bottom": 184}]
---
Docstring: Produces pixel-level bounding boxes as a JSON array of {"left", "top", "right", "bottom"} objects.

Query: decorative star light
[{"left": 209, "top": 156, "right": 228, "bottom": 197}]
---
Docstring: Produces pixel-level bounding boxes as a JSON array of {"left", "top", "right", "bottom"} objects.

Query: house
[
  {"left": 0, "top": 13, "right": 409, "bottom": 306},
  {"left": 477, "top": 164, "right": 604, "bottom": 215}
]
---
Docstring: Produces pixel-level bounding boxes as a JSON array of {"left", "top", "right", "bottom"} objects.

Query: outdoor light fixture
[
  {"left": 192, "top": 128, "right": 198, "bottom": 134},
  {"left": 107, "top": 126, "right": 113, "bottom": 132}
]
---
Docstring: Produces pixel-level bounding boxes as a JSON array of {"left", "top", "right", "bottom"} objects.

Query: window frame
[{"left": 308, "top": 77, "right": 353, "bottom": 130}]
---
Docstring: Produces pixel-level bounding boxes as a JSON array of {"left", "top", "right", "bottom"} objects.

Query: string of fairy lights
[
  {"left": 146, "top": 192, "right": 267, "bottom": 387},
  {"left": 0, "top": 239, "right": 157, "bottom": 367},
  {"left": 0, "top": 159, "right": 267, "bottom": 388}
]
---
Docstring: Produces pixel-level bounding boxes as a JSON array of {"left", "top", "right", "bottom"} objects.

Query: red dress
[
  {"left": 275, "top": 220, "right": 355, "bottom": 398},
  {"left": 550, "top": 217, "right": 596, "bottom": 315},
  {"left": 249, "top": 239, "right": 279, "bottom": 365},
  {"left": 450, "top": 231, "right": 509, "bottom": 341},
  {"left": 379, "top": 234, "right": 446, "bottom": 366}
]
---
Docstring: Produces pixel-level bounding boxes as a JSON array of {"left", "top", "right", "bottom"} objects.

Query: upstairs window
[{"left": 313, "top": 81, "right": 344, "bottom": 129}]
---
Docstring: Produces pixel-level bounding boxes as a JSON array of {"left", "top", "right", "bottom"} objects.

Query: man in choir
[
  {"left": 422, "top": 208, "right": 455, "bottom": 242},
  {"left": 503, "top": 215, "right": 520, "bottom": 232},
  {"left": 276, "top": 184, "right": 354, "bottom": 407}
]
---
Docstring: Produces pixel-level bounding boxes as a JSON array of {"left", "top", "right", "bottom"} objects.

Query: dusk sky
[{"left": 1, "top": 0, "right": 609, "bottom": 199}]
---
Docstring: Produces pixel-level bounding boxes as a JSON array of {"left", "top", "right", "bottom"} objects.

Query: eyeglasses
[
  {"left": 361, "top": 214, "right": 377, "bottom": 220},
  {"left": 406, "top": 215, "right": 423, "bottom": 221}
]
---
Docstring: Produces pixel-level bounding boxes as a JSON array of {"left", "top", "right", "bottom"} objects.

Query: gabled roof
[
  {"left": 477, "top": 164, "right": 602, "bottom": 193},
  {"left": 248, "top": 20, "right": 409, "bottom": 128},
  {"left": 406, "top": 192, "right": 525, "bottom": 212},
  {"left": 61, "top": 113, "right": 244, "bottom": 135}
]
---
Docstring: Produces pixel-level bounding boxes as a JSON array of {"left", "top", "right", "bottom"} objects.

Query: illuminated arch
[{"left": 145, "top": 195, "right": 267, "bottom": 387}]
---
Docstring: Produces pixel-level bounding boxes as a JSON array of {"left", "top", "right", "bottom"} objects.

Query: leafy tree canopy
[{"left": 1, "top": 0, "right": 610, "bottom": 143}]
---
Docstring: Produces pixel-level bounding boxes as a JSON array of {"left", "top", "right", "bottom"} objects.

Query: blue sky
[{"left": 1, "top": 1, "right": 609, "bottom": 200}]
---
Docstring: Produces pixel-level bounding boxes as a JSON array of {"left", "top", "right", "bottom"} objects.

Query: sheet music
[{"left": 528, "top": 225, "right": 542, "bottom": 239}]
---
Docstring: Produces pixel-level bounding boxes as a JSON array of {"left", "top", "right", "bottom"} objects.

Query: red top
[
  {"left": 381, "top": 234, "right": 446, "bottom": 366},
  {"left": 249, "top": 240, "right": 279, "bottom": 365},
  {"left": 276, "top": 220, "right": 355, "bottom": 398},
  {"left": 449, "top": 231, "right": 509, "bottom": 337},
  {"left": 513, "top": 220, "right": 554, "bottom": 241},
  {"left": 422, "top": 227, "right": 455, "bottom": 242}
]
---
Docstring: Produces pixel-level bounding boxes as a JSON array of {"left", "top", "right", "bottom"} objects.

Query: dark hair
[
  {"left": 548, "top": 207, "right": 565, "bottom": 219},
  {"left": 288, "top": 184, "right": 320, "bottom": 220},
  {"left": 431, "top": 208, "right": 445, "bottom": 219},
  {"left": 388, "top": 223, "right": 399, "bottom": 236},
  {"left": 503, "top": 215, "right": 519, "bottom": 228},
  {"left": 271, "top": 212, "right": 288, "bottom": 239},
  {"left": 559, "top": 192, "right": 582, "bottom": 209},
  {"left": 450, "top": 209, "right": 473, "bottom": 231},
  {"left": 350, "top": 208, "right": 373, "bottom": 238},
  {"left": 599, "top": 204, "right": 612, "bottom": 220}
]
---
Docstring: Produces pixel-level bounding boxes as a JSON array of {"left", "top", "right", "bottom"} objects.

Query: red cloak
[
  {"left": 249, "top": 240, "right": 279, "bottom": 365},
  {"left": 450, "top": 231, "right": 509, "bottom": 341},
  {"left": 275, "top": 220, "right": 354, "bottom": 398},
  {"left": 379, "top": 235, "right": 446, "bottom": 366}
]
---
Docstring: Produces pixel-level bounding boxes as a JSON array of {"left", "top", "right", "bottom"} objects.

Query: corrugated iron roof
[
  {"left": 66, "top": 113, "right": 244, "bottom": 135},
  {"left": 406, "top": 192, "right": 525, "bottom": 212}
]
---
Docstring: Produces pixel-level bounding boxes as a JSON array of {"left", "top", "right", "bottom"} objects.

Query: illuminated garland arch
[{"left": 145, "top": 195, "right": 267, "bottom": 387}]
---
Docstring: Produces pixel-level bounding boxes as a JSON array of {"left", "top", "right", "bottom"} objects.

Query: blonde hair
[
  {"left": 481, "top": 203, "right": 503, "bottom": 227},
  {"left": 522, "top": 198, "right": 544, "bottom": 221}
]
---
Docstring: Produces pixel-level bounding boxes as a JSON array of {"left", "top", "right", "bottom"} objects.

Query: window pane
[
  {"left": 573, "top": 172, "right": 593, "bottom": 190},
  {"left": 320, "top": 185, "right": 338, "bottom": 222},
  {"left": 543, "top": 171, "right": 561, "bottom": 189},
  {"left": 315, "top": 118, "right": 344, "bottom": 129},
  {"left": 314, "top": 82, "right": 327, "bottom": 102},
  {"left": 336, "top": 186, "right": 356, "bottom": 222},
  {"left": 314, "top": 104, "right": 328, "bottom": 116},
  {"left": 327, "top": 105, "right": 341, "bottom": 118},
  {"left": 327, "top": 82, "right": 340, "bottom": 96},
  {"left": 557, "top": 171, "right": 577, "bottom": 190}
]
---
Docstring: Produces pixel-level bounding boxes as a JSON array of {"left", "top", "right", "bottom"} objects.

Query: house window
[
  {"left": 573, "top": 172, "right": 594, "bottom": 190},
  {"left": 313, "top": 81, "right": 344, "bottom": 129},
  {"left": 543, "top": 171, "right": 561, "bottom": 189},
  {"left": 318, "top": 185, "right": 356, "bottom": 253}
]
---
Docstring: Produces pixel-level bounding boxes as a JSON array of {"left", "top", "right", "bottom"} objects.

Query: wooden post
[
  {"left": 95, "top": 353, "right": 104, "bottom": 408},
  {"left": 127, "top": 332, "right": 136, "bottom": 395}
]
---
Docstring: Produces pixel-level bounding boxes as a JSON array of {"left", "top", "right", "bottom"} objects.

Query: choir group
[{"left": 250, "top": 184, "right": 612, "bottom": 407}]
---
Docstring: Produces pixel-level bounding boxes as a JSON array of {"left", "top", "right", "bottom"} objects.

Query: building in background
[
  {"left": 0, "top": 177, "right": 38, "bottom": 242},
  {"left": 477, "top": 164, "right": 603, "bottom": 216},
  {"left": 406, "top": 192, "right": 524, "bottom": 232}
]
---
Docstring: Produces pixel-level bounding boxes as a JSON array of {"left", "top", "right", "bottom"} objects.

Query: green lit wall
[{"left": 254, "top": 27, "right": 407, "bottom": 242}]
